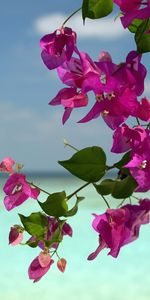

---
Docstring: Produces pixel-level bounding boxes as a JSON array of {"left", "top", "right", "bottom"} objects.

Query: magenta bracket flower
[
  {"left": 9, "top": 226, "right": 24, "bottom": 246},
  {"left": 3, "top": 173, "right": 40, "bottom": 211},
  {"left": 49, "top": 87, "right": 88, "bottom": 123},
  {"left": 40, "top": 27, "right": 77, "bottom": 70},
  {"left": 114, "top": 0, "right": 150, "bottom": 28},
  {"left": 88, "top": 199, "right": 150, "bottom": 259},
  {"left": 28, "top": 253, "right": 54, "bottom": 282}
]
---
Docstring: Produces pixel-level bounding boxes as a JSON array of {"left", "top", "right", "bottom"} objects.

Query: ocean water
[{"left": 0, "top": 174, "right": 150, "bottom": 300}]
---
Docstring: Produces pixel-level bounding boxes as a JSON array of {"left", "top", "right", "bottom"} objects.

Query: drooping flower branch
[{"left": 1, "top": 0, "right": 150, "bottom": 282}]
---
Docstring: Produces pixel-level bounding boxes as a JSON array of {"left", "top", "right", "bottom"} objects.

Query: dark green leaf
[
  {"left": 128, "top": 19, "right": 143, "bottom": 33},
  {"left": 59, "top": 146, "right": 106, "bottom": 182},
  {"left": 64, "top": 196, "right": 85, "bottom": 217},
  {"left": 115, "top": 151, "right": 131, "bottom": 169},
  {"left": 26, "top": 239, "right": 39, "bottom": 248},
  {"left": 135, "top": 19, "right": 150, "bottom": 53},
  {"left": 38, "top": 191, "right": 68, "bottom": 217},
  {"left": 19, "top": 212, "right": 48, "bottom": 238},
  {"left": 94, "top": 179, "right": 115, "bottom": 195},
  {"left": 111, "top": 175, "right": 137, "bottom": 199},
  {"left": 82, "top": 0, "right": 113, "bottom": 22}
]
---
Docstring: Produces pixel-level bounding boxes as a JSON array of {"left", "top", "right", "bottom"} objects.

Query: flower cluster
[
  {"left": 88, "top": 199, "right": 150, "bottom": 259},
  {"left": 1, "top": 0, "right": 150, "bottom": 282}
]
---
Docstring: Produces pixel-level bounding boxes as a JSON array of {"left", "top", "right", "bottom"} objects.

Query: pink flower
[
  {"left": 122, "top": 130, "right": 150, "bottom": 192},
  {"left": 78, "top": 51, "right": 146, "bottom": 129},
  {"left": 111, "top": 124, "right": 148, "bottom": 153},
  {"left": 28, "top": 254, "right": 54, "bottom": 282},
  {"left": 49, "top": 87, "right": 88, "bottom": 124},
  {"left": 57, "top": 57, "right": 84, "bottom": 88},
  {"left": 79, "top": 88, "right": 138, "bottom": 129},
  {"left": 114, "top": 0, "right": 150, "bottom": 27},
  {"left": 88, "top": 199, "right": 150, "bottom": 259},
  {"left": 3, "top": 173, "right": 40, "bottom": 211},
  {"left": 0, "top": 157, "right": 15, "bottom": 174},
  {"left": 9, "top": 226, "right": 23, "bottom": 246},
  {"left": 124, "top": 153, "right": 150, "bottom": 192},
  {"left": 136, "top": 97, "right": 150, "bottom": 121},
  {"left": 40, "top": 27, "right": 76, "bottom": 70},
  {"left": 114, "top": 0, "right": 140, "bottom": 13}
]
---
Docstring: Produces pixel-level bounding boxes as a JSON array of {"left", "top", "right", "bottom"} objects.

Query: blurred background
[{"left": 0, "top": 1, "right": 150, "bottom": 299}]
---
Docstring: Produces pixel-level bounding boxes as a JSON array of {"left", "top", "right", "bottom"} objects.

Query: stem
[
  {"left": 61, "top": 7, "right": 82, "bottom": 27},
  {"left": 100, "top": 194, "right": 110, "bottom": 208},
  {"left": 67, "top": 182, "right": 90, "bottom": 200},
  {"left": 106, "top": 165, "right": 115, "bottom": 171},
  {"left": 117, "top": 198, "right": 126, "bottom": 208},
  {"left": 136, "top": 117, "right": 140, "bottom": 126},
  {"left": 65, "top": 143, "right": 79, "bottom": 152},
  {"left": 132, "top": 195, "right": 140, "bottom": 201},
  {"left": 27, "top": 181, "right": 51, "bottom": 196}
]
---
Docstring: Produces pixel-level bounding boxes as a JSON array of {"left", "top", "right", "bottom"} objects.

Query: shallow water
[{"left": 0, "top": 175, "right": 150, "bottom": 300}]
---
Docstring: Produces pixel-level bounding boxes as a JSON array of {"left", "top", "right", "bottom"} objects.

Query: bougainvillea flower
[
  {"left": 112, "top": 51, "right": 147, "bottom": 96},
  {"left": 120, "top": 2, "right": 150, "bottom": 28},
  {"left": 28, "top": 255, "right": 54, "bottom": 282},
  {"left": 124, "top": 152, "right": 150, "bottom": 192},
  {"left": 3, "top": 173, "right": 40, "bottom": 211},
  {"left": 57, "top": 258, "right": 67, "bottom": 273},
  {"left": 79, "top": 88, "right": 138, "bottom": 130},
  {"left": 40, "top": 27, "right": 76, "bottom": 70},
  {"left": 136, "top": 97, "right": 150, "bottom": 121},
  {"left": 88, "top": 199, "right": 150, "bottom": 259},
  {"left": 113, "top": 0, "right": 141, "bottom": 12},
  {"left": 0, "top": 157, "right": 15, "bottom": 174},
  {"left": 49, "top": 87, "right": 88, "bottom": 124},
  {"left": 9, "top": 226, "right": 23, "bottom": 246},
  {"left": 111, "top": 124, "right": 148, "bottom": 153},
  {"left": 114, "top": 0, "right": 150, "bottom": 28},
  {"left": 57, "top": 57, "right": 84, "bottom": 88}
]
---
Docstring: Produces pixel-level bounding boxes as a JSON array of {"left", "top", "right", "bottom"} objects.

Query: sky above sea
[{"left": 1, "top": 0, "right": 150, "bottom": 172}]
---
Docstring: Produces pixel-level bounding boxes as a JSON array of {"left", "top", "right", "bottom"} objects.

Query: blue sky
[{"left": 1, "top": 0, "right": 150, "bottom": 171}]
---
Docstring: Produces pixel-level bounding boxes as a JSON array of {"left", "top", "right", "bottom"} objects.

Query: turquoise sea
[{"left": 0, "top": 174, "right": 150, "bottom": 300}]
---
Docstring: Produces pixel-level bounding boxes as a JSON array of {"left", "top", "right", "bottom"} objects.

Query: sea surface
[{"left": 0, "top": 174, "right": 150, "bottom": 300}]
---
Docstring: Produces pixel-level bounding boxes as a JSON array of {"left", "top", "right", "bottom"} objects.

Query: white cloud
[{"left": 33, "top": 13, "right": 128, "bottom": 40}]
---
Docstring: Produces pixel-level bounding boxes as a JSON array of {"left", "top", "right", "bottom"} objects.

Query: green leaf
[
  {"left": 26, "top": 239, "right": 39, "bottom": 248},
  {"left": 19, "top": 212, "right": 48, "bottom": 238},
  {"left": 38, "top": 191, "right": 68, "bottom": 217},
  {"left": 111, "top": 175, "right": 137, "bottom": 199},
  {"left": 94, "top": 179, "right": 114, "bottom": 195},
  {"left": 82, "top": 0, "right": 113, "bottom": 22},
  {"left": 59, "top": 146, "right": 106, "bottom": 182},
  {"left": 115, "top": 151, "right": 131, "bottom": 169},
  {"left": 135, "top": 18, "right": 150, "bottom": 53},
  {"left": 128, "top": 19, "right": 143, "bottom": 33},
  {"left": 64, "top": 196, "right": 85, "bottom": 217}
]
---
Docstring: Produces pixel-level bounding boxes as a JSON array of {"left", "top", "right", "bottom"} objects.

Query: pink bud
[
  {"left": 0, "top": 157, "right": 15, "bottom": 174},
  {"left": 9, "top": 227, "right": 23, "bottom": 246},
  {"left": 57, "top": 258, "right": 67, "bottom": 273},
  {"left": 38, "top": 252, "right": 51, "bottom": 268}
]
